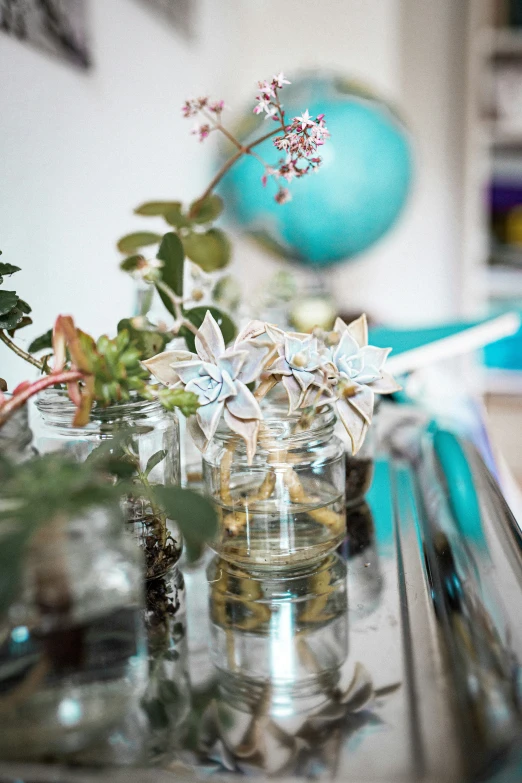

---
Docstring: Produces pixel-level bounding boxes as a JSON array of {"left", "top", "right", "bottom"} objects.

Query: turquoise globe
[{"left": 221, "top": 75, "right": 413, "bottom": 268}]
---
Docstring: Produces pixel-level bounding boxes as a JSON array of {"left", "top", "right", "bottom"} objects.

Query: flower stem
[
  {"left": 196, "top": 126, "right": 281, "bottom": 205},
  {"left": 155, "top": 279, "right": 214, "bottom": 359},
  {"left": 0, "top": 330, "right": 45, "bottom": 372}
]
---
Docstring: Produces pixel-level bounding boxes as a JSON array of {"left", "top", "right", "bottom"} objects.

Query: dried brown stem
[{"left": 0, "top": 330, "right": 45, "bottom": 372}]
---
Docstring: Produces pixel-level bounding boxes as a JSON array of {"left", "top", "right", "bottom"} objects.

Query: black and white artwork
[
  {"left": 0, "top": 0, "right": 91, "bottom": 68},
  {"left": 135, "top": 0, "right": 194, "bottom": 38}
]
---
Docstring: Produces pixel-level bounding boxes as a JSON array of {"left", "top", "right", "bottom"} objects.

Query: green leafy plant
[
  {"left": 0, "top": 258, "right": 199, "bottom": 430},
  {"left": 0, "top": 446, "right": 217, "bottom": 617},
  {"left": 117, "top": 72, "right": 330, "bottom": 352}
]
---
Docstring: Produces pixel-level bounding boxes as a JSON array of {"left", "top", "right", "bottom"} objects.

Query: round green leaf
[
  {"left": 134, "top": 201, "right": 182, "bottom": 217},
  {"left": 29, "top": 329, "right": 53, "bottom": 353},
  {"left": 181, "top": 306, "right": 236, "bottom": 352},
  {"left": 165, "top": 205, "right": 191, "bottom": 229},
  {"left": 117, "top": 232, "right": 162, "bottom": 254},
  {"left": 152, "top": 485, "right": 218, "bottom": 557},
  {"left": 0, "top": 290, "right": 18, "bottom": 317},
  {"left": 189, "top": 194, "right": 224, "bottom": 224},
  {"left": 155, "top": 233, "right": 185, "bottom": 317},
  {"left": 182, "top": 228, "right": 231, "bottom": 272}
]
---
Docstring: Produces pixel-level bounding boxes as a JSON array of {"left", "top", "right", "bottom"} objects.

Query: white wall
[
  {"left": 0, "top": 0, "right": 226, "bottom": 387},
  {"left": 0, "top": 0, "right": 468, "bottom": 388}
]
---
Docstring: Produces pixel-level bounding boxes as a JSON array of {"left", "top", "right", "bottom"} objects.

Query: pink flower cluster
[
  {"left": 180, "top": 72, "right": 330, "bottom": 203},
  {"left": 253, "top": 72, "right": 291, "bottom": 118},
  {"left": 266, "top": 110, "right": 330, "bottom": 204},
  {"left": 182, "top": 96, "right": 225, "bottom": 143}
]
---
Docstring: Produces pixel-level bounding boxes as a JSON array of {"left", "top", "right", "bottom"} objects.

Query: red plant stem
[{"left": 0, "top": 370, "right": 85, "bottom": 429}]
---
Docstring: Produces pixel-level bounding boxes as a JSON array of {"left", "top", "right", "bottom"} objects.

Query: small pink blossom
[
  {"left": 209, "top": 100, "right": 225, "bottom": 114},
  {"left": 275, "top": 187, "right": 291, "bottom": 204},
  {"left": 272, "top": 72, "right": 291, "bottom": 89},
  {"left": 295, "top": 109, "right": 315, "bottom": 130},
  {"left": 191, "top": 123, "right": 211, "bottom": 142}
]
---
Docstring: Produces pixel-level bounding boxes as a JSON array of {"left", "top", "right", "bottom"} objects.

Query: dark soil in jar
[
  {"left": 345, "top": 501, "right": 374, "bottom": 555},
  {"left": 345, "top": 456, "right": 374, "bottom": 505},
  {"left": 145, "top": 569, "right": 183, "bottom": 660}
]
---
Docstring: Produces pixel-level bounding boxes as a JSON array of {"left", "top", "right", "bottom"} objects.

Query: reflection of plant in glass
[{"left": 116, "top": 72, "right": 330, "bottom": 349}]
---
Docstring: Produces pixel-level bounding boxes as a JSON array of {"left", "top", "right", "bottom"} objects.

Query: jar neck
[
  {"left": 215, "top": 403, "right": 337, "bottom": 450},
  {"left": 35, "top": 388, "right": 164, "bottom": 430}
]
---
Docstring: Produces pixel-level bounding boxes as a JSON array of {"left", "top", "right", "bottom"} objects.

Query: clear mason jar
[
  {"left": 203, "top": 404, "right": 346, "bottom": 569},
  {"left": 0, "top": 506, "right": 148, "bottom": 760},
  {"left": 34, "top": 389, "right": 182, "bottom": 579},
  {"left": 0, "top": 397, "right": 34, "bottom": 462},
  {"left": 207, "top": 553, "right": 348, "bottom": 712}
]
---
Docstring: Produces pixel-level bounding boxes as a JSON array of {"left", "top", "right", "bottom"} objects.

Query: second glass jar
[{"left": 203, "top": 403, "right": 346, "bottom": 569}]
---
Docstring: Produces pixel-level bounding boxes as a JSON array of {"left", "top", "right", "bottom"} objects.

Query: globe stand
[{"left": 289, "top": 268, "right": 337, "bottom": 333}]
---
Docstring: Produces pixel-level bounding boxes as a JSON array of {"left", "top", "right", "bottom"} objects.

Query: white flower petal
[
  {"left": 226, "top": 381, "right": 262, "bottom": 420},
  {"left": 355, "top": 346, "right": 391, "bottom": 383},
  {"left": 143, "top": 350, "right": 196, "bottom": 387},
  {"left": 265, "top": 324, "right": 285, "bottom": 345},
  {"left": 187, "top": 416, "right": 208, "bottom": 452},
  {"left": 347, "top": 314, "right": 368, "bottom": 347},
  {"left": 218, "top": 350, "right": 246, "bottom": 381},
  {"left": 369, "top": 370, "right": 402, "bottom": 395},
  {"left": 196, "top": 399, "right": 225, "bottom": 441},
  {"left": 196, "top": 310, "right": 226, "bottom": 362},
  {"left": 236, "top": 341, "right": 269, "bottom": 384},
  {"left": 336, "top": 397, "right": 369, "bottom": 455},
  {"left": 235, "top": 320, "right": 266, "bottom": 343},
  {"left": 223, "top": 408, "right": 260, "bottom": 465},
  {"left": 334, "top": 330, "right": 360, "bottom": 364},
  {"left": 217, "top": 369, "right": 238, "bottom": 402},
  {"left": 174, "top": 359, "right": 206, "bottom": 385},
  {"left": 282, "top": 374, "right": 304, "bottom": 412},
  {"left": 346, "top": 384, "right": 374, "bottom": 425},
  {"left": 268, "top": 355, "right": 292, "bottom": 376},
  {"left": 334, "top": 317, "right": 349, "bottom": 335},
  {"left": 293, "top": 369, "right": 316, "bottom": 392}
]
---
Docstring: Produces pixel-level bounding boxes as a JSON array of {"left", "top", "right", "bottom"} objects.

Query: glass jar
[
  {"left": 34, "top": 389, "right": 181, "bottom": 578},
  {"left": 203, "top": 404, "right": 346, "bottom": 569},
  {"left": 0, "top": 506, "right": 147, "bottom": 761},
  {"left": 0, "top": 398, "right": 34, "bottom": 462},
  {"left": 207, "top": 554, "right": 348, "bottom": 712}
]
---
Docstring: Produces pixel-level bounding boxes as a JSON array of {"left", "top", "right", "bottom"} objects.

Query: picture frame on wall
[
  {"left": 134, "top": 0, "right": 194, "bottom": 39},
  {"left": 0, "top": 0, "right": 91, "bottom": 69}
]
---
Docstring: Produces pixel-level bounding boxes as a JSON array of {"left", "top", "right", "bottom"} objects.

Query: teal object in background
[{"left": 221, "top": 75, "right": 413, "bottom": 268}]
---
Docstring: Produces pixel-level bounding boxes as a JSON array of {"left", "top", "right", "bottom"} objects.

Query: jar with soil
[
  {"left": 34, "top": 389, "right": 182, "bottom": 578},
  {"left": 202, "top": 403, "right": 346, "bottom": 569},
  {"left": 338, "top": 416, "right": 375, "bottom": 507},
  {"left": 0, "top": 506, "right": 147, "bottom": 761},
  {"left": 34, "top": 390, "right": 189, "bottom": 759}
]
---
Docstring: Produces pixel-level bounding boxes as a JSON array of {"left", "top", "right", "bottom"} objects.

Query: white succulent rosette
[
  {"left": 144, "top": 311, "right": 399, "bottom": 461},
  {"left": 263, "top": 325, "right": 329, "bottom": 412},
  {"left": 143, "top": 312, "right": 268, "bottom": 462},
  {"left": 324, "top": 314, "right": 401, "bottom": 454}
]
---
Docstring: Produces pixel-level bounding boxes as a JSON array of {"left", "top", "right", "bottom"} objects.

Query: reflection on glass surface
[{"left": 207, "top": 554, "right": 348, "bottom": 697}]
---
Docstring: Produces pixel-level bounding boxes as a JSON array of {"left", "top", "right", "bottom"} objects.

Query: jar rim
[
  {"left": 213, "top": 400, "right": 336, "bottom": 445},
  {"left": 35, "top": 387, "right": 164, "bottom": 425}
]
